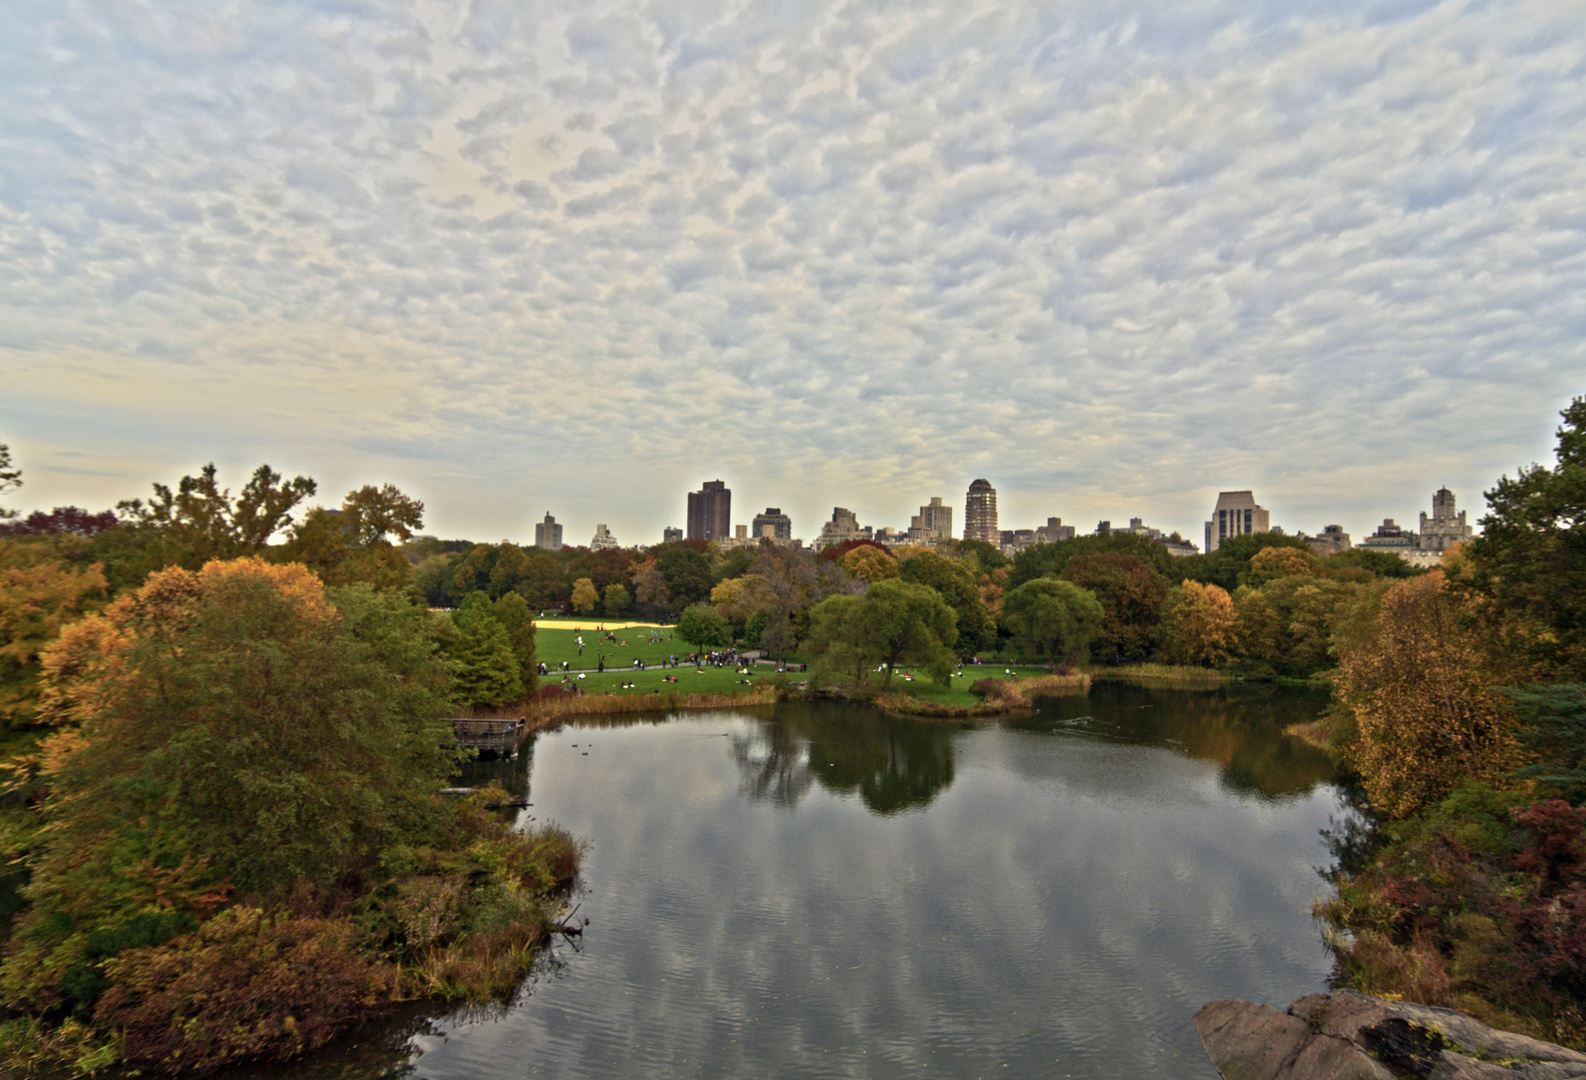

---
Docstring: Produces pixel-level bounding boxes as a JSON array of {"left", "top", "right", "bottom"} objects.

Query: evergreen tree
[
  {"left": 452, "top": 592, "right": 523, "bottom": 707},
  {"left": 492, "top": 592, "right": 539, "bottom": 692}
]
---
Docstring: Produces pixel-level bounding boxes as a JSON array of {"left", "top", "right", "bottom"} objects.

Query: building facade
[
  {"left": 687, "top": 480, "right": 731, "bottom": 541},
  {"left": 662, "top": 526, "right": 682, "bottom": 544},
  {"left": 534, "top": 512, "right": 562, "bottom": 551},
  {"left": 1037, "top": 517, "right": 1076, "bottom": 543},
  {"left": 1358, "top": 519, "right": 1416, "bottom": 556},
  {"left": 815, "top": 507, "right": 872, "bottom": 552},
  {"left": 1306, "top": 524, "right": 1352, "bottom": 557},
  {"left": 752, "top": 507, "right": 793, "bottom": 541},
  {"left": 589, "top": 524, "right": 618, "bottom": 551},
  {"left": 1419, "top": 487, "right": 1474, "bottom": 553},
  {"left": 908, "top": 497, "right": 953, "bottom": 545},
  {"left": 964, "top": 479, "right": 999, "bottom": 544},
  {"left": 1204, "top": 491, "right": 1271, "bottom": 554}
]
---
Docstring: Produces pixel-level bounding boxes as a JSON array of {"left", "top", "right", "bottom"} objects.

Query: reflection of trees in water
[
  {"left": 732, "top": 703, "right": 957, "bottom": 815},
  {"left": 454, "top": 733, "right": 536, "bottom": 798},
  {"left": 1016, "top": 683, "right": 1339, "bottom": 799}
]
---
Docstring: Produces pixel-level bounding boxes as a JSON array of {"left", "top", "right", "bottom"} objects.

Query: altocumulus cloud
[{"left": 1, "top": 0, "right": 1583, "bottom": 543}]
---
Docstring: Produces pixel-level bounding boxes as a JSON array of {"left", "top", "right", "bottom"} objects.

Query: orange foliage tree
[
  {"left": 1334, "top": 572, "right": 1521, "bottom": 818},
  {"left": 1162, "top": 581, "right": 1237, "bottom": 667}
]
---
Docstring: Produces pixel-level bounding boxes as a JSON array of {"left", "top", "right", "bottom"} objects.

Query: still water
[{"left": 293, "top": 683, "right": 1348, "bottom": 1080}]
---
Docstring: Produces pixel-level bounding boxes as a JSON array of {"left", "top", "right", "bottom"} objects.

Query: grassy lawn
[
  {"left": 541, "top": 663, "right": 771, "bottom": 697},
  {"left": 883, "top": 665, "right": 1055, "bottom": 706},
  {"left": 534, "top": 626, "right": 696, "bottom": 670}
]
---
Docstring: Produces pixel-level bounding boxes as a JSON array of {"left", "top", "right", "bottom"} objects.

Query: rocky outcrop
[{"left": 1194, "top": 991, "right": 1586, "bottom": 1080}]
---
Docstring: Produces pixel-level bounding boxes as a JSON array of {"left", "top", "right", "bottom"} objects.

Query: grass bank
[
  {"left": 1087, "top": 663, "right": 1227, "bottom": 685},
  {"left": 526, "top": 684, "right": 777, "bottom": 722},
  {"left": 879, "top": 672, "right": 1090, "bottom": 718}
]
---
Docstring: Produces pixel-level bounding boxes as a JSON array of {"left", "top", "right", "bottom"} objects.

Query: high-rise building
[
  {"left": 815, "top": 507, "right": 872, "bottom": 552},
  {"left": 590, "top": 524, "right": 618, "bottom": 551},
  {"left": 687, "top": 480, "right": 731, "bottom": 541},
  {"left": 964, "top": 479, "right": 998, "bottom": 544},
  {"left": 1306, "top": 525, "right": 1352, "bottom": 557},
  {"left": 534, "top": 513, "right": 563, "bottom": 551},
  {"left": 1037, "top": 517, "right": 1076, "bottom": 543},
  {"left": 662, "top": 526, "right": 683, "bottom": 544},
  {"left": 1419, "top": 487, "right": 1474, "bottom": 553},
  {"left": 1203, "top": 491, "right": 1271, "bottom": 554},
  {"left": 908, "top": 497, "right": 953, "bottom": 545},
  {"left": 752, "top": 507, "right": 793, "bottom": 541}
]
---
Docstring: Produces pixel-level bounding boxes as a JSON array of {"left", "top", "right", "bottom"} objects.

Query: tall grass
[
  {"left": 1087, "top": 663, "right": 1226, "bottom": 684},
  {"left": 523, "top": 685, "right": 776, "bottom": 723}
]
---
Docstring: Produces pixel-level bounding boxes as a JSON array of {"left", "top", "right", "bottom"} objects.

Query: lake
[{"left": 282, "top": 682, "right": 1350, "bottom": 1080}]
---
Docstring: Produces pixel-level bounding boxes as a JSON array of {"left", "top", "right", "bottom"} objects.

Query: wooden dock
[{"left": 447, "top": 717, "right": 527, "bottom": 757}]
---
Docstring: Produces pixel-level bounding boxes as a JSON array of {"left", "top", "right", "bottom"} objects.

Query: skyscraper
[
  {"left": 1203, "top": 491, "right": 1271, "bottom": 553},
  {"left": 534, "top": 512, "right": 562, "bottom": 550},
  {"left": 964, "top": 479, "right": 998, "bottom": 544},
  {"left": 908, "top": 497, "right": 953, "bottom": 544},
  {"left": 687, "top": 480, "right": 731, "bottom": 541},
  {"left": 752, "top": 507, "right": 793, "bottom": 541}
]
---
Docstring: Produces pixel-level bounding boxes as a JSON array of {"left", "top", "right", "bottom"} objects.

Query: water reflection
[{"left": 731, "top": 704, "right": 956, "bottom": 814}]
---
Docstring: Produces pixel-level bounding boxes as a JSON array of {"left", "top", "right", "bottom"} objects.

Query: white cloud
[{"left": 0, "top": 0, "right": 1582, "bottom": 545}]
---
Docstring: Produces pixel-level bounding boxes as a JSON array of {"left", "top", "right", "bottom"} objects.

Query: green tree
[
  {"left": 1507, "top": 685, "right": 1586, "bottom": 804},
  {"left": 1058, "top": 552, "right": 1169, "bottom": 662},
  {"left": 1466, "top": 395, "right": 1586, "bottom": 679},
  {"left": 999, "top": 578, "right": 1105, "bottom": 667},
  {"left": 274, "top": 482, "right": 426, "bottom": 592},
  {"left": 570, "top": 577, "right": 599, "bottom": 614},
  {"left": 1008, "top": 532, "right": 1177, "bottom": 589},
  {"left": 806, "top": 579, "right": 958, "bottom": 689},
  {"left": 491, "top": 592, "right": 539, "bottom": 693},
  {"left": 451, "top": 592, "right": 524, "bottom": 707},
  {"left": 115, "top": 464, "right": 317, "bottom": 569},
  {"left": 1175, "top": 531, "right": 1314, "bottom": 592},
  {"left": 898, "top": 550, "right": 992, "bottom": 653},
  {"left": 654, "top": 544, "right": 714, "bottom": 613},
  {"left": 3, "top": 560, "right": 458, "bottom": 1013},
  {"left": 603, "top": 582, "right": 632, "bottom": 615},
  {"left": 677, "top": 603, "right": 732, "bottom": 659}
]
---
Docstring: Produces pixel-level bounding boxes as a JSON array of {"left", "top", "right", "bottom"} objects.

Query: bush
[{"left": 95, "top": 908, "right": 390, "bottom": 1074}]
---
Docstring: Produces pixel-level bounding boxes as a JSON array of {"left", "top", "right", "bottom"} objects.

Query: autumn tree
[
  {"left": 999, "top": 578, "right": 1105, "bottom": 667},
  {"left": 1007, "top": 531, "right": 1177, "bottom": 589},
  {"left": 570, "top": 577, "right": 599, "bottom": 614},
  {"left": 1334, "top": 572, "right": 1521, "bottom": 819},
  {"left": 3, "top": 560, "right": 458, "bottom": 1013},
  {"left": 1058, "top": 552, "right": 1169, "bottom": 662},
  {"left": 0, "top": 506, "right": 119, "bottom": 538},
  {"left": 0, "top": 539, "right": 107, "bottom": 733},
  {"left": 275, "top": 483, "right": 425, "bottom": 591},
  {"left": 840, "top": 544, "right": 900, "bottom": 583},
  {"left": 1245, "top": 545, "right": 1323, "bottom": 586},
  {"left": 1161, "top": 581, "right": 1237, "bottom": 667}
]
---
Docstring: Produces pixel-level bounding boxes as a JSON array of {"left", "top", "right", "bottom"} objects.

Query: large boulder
[{"left": 1194, "top": 991, "right": 1586, "bottom": 1080}]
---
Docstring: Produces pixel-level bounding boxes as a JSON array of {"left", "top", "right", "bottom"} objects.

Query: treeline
[{"left": 1312, "top": 396, "right": 1586, "bottom": 1046}]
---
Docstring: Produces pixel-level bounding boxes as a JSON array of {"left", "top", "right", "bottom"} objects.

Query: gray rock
[{"left": 1196, "top": 992, "right": 1586, "bottom": 1080}]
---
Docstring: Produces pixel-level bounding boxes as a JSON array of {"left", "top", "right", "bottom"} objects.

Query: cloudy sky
[{"left": 2, "top": 0, "right": 1582, "bottom": 547}]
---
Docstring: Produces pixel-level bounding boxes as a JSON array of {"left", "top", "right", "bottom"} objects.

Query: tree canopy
[
  {"left": 806, "top": 578, "right": 958, "bottom": 689},
  {"left": 999, "top": 577, "right": 1105, "bottom": 667}
]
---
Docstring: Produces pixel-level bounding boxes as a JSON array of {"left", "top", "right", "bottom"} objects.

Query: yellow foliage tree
[
  {"left": 1163, "top": 581, "right": 1237, "bottom": 667},
  {"left": 1246, "top": 545, "right": 1322, "bottom": 586},
  {"left": 840, "top": 545, "right": 900, "bottom": 583},
  {"left": 0, "top": 539, "right": 106, "bottom": 732},
  {"left": 1334, "top": 572, "right": 1520, "bottom": 819},
  {"left": 570, "top": 577, "right": 598, "bottom": 614}
]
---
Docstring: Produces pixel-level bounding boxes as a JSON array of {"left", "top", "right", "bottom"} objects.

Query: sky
[{"left": 2, "top": 0, "right": 1583, "bottom": 548}]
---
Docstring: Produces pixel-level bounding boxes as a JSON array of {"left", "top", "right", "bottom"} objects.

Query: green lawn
[
  {"left": 876, "top": 664, "right": 1055, "bottom": 706},
  {"left": 541, "top": 662, "right": 772, "bottom": 696},
  {"left": 534, "top": 626, "right": 694, "bottom": 671}
]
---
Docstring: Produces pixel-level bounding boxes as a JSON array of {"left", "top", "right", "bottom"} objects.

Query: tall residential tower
[
  {"left": 964, "top": 480, "right": 999, "bottom": 544},
  {"left": 687, "top": 480, "right": 732, "bottom": 541}
]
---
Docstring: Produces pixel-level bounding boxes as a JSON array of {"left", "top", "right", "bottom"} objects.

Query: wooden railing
[{"left": 446, "top": 717, "right": 526, "bottom": 756}]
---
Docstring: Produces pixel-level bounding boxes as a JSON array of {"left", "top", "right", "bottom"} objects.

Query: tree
[
  {"left": 1058, "top": 552, "right": 1169, "bottom": 662},
  {"left": 806, "top": 579, "right": 958, "bottom": 689},
  {"left": 653, "top": 544, "right": 714, "bottom": 613},
  {"left": 0, "top": 506, "right": 119, "bottom": 538},
  {"left": 898, "top": 550, "right": 992, "bottom": 653},
  {"left": 115, "top": 464, "right": 316, "bottom": 569},
  {"left": 999, "top": 578, "right": 1105, "bottom": 667},
  {"left": 451, "top": 592, "right": 524, "bottom": 707},
  {"left": 339, "top": 484, "right": 424, "bottom": 546},
  {"left": 1466, "top": 395, "right": 1586, "bottom": 680},
  {"left": 603, "top": 582, "right": 632, "bottom": 615},
  {"left": 677, "top": 603, "right": 732, "bottom": 659},
  {"left": 570, "top": 577, "right": 599, "bottom": 614},
  {"left": 1175, "top": 531, "right": 1313, "bottom": 592},
  {"left": 0, "top": 539, "right": 107, "bottom": 732},
  {"left": 491, "top": 592, "right": 539, "bottom": 693},
  {"left": 1334, "top": 573, "right": 1521, "bottom": 819},
  {"left": 1507, "top": 685, "right": 1586, "bottom": 804},
  {"left": 1161, "top": 581, "right": 1237, "bottom": 667},
  {"left": 1008, "top": 532, "right": 1177, "bottom": 589},
  {"left": 1246, "top": 546, "right": 1322, "bottom": 586},
  {"left": 840, "top": 544, "right": 900, "bottom": 583},
  {"left": 0, "top": 440, "right": 21, "bottom": 520}
]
